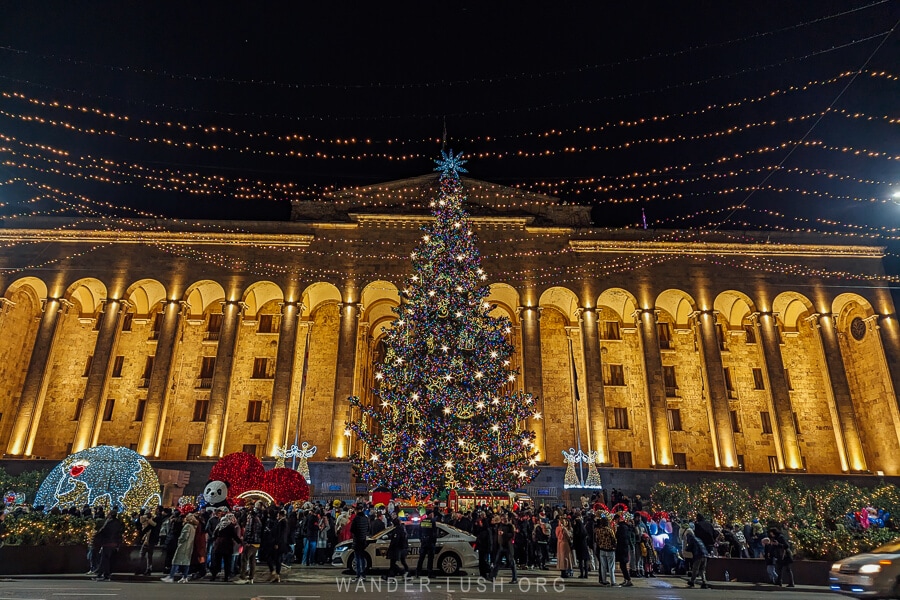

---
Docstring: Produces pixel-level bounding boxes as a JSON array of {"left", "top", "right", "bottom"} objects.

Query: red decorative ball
[
  {"left": 209, "top": 452, "right": 266, "bottom": 497},
  {"left": 262, "top": 468, "right": 310, "bottom": 505}
]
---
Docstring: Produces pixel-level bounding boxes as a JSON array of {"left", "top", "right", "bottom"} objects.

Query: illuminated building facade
[{"left": 1, "top": 174, "right": 899, "bottom": 482}]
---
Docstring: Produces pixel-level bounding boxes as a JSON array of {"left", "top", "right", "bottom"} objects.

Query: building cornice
[
  {"left": 569, "top": 239, "right": 884, "bottom": 258},
  {"left": 0, "top": 229, "right": 315, "bottom": 247},
  {"left": 349, "top": 213, "right": 534, "bottom": 228}
]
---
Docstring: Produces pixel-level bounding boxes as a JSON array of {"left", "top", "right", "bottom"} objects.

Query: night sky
[{"left": 0, "top": 2, "right": 897, "bottom": 245}]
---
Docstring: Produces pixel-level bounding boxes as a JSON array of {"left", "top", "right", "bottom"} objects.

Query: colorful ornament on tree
[{"left": 34, "top": 445, "right": 161, "bottom": 512}]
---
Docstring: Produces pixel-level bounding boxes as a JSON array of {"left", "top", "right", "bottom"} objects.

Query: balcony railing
[
  {"left": 196, "top": 377, "right": 213, "bottom": 389},
  {"left": 204, "top": 331, "right": 220, "bottom": 341}
]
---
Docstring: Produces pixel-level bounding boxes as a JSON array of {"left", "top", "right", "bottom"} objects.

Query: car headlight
[
  {"left": 832, "top": 563, "right": 842, "bottom": 572},
  {"left": 859, "top": 564, "right": 882, "bottom": 574},
  {"left": 335, "top": 546, "right": 350, "bottom": 553}
]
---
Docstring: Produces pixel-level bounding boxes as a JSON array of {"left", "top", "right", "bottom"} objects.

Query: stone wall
[
  {"left": 32, "top": 303, "right": 96, "bottom": 457},
  {"left": 784, "top": 319, "right": 845, "bottom": 473},
  {"left": 297, "top": 303, "right": 340, "bottom": 456},
  {"left": 840, "top": 302, "right": 900, "bottom": 474},
  {"left": 599, "top": 306, "right": 652, "bottom": 468},
  {"left": 0, "top": 289, "right": 40, "bottom": 451}
]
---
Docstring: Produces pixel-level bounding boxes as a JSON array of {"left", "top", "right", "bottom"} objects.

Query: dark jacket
[
  {"left": 212, "top": 522, "right": 242, "bottom": 554},
  {"left": 572, "top": 520, "right": 591, "bottom": 559},
  {"left": 419, "top": 514, "right": 438, "bottom": 545},
  {"left": 475, "top": 522, "right": 495, "bottom": 554},
  {"left": 694, "top": 518, "right": 717, "bottom": 550},
  {"left": 304, "top": 512, "right": 320, "bottom": 541},
  {"left": 243, "top": 512, "right": 262, "bottom": 545},
  {"left": 387, "top": 521, "right": 408, "bottom": 558},
  {"left": 614, "top": 521, "right": 632, "bottom": 561},
  {"left": 350, "top": 512, "right": 370, "bottom": 549},
  {"left": 95, "top": 517, "right": 125, "bottom": 548}
]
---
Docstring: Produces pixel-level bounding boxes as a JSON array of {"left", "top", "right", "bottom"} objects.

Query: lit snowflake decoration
[{"left": 434, "top": 148, "right": 468, "bottom": 178}]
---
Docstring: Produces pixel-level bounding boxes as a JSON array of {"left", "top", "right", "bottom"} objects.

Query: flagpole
[
  {"left": 292, "top": 323, "right": 313, "bottom": 470},
  {"left": 568, "top": 337, "right": 585, "bottom": 486}
]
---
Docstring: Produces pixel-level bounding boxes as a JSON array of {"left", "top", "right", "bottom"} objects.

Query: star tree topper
[{"left": 434, "top": 149, "right": 468, "bottom": 178}]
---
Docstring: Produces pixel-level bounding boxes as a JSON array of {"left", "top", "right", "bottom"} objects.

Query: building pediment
[{"left": 290, "top": 173, "right": 592, "bottom": 227}]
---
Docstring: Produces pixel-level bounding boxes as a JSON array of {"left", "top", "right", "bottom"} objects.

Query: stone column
[
  {"left": 874, "top": 314, "right": 900, "bottom": 416},
  {"left": 754, "top": 312, "right": 802, "bottom": 471},
  {"left": 813, "top": 313, "right": 868, "bottom": 472},
  {"left": 6, "top": 297, "right": 69, "bottom": 456},
  {"left": 201, "top": 300, "right": 244, "bottom": 457},
  {"left": 635, "top": 308, "right": 673, "bottom": 467},
  {"left": 72, "top": 299, "right": 127, "bottom": 452},
  {"left": 576, "top": 308, "right": 611, "bottom": 464},
  {"left": 694, "top": 311, "right": 739, "bottom": 469},
  {"left": 518, "top": 306, "right": 547, "bottom": 463},
  {"left": 137, "top": 299, "right": 182, "bottom": 457},
  {"left": 266, "top": 301, "right": 302, "bottom": 457},
  {"left": 329, "top": 302, "right": 361, "bottom": 459}
]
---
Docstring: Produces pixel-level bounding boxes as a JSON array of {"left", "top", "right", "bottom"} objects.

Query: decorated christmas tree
[{"left": 347, "top": 150, "right": 539, "bottom": 498}]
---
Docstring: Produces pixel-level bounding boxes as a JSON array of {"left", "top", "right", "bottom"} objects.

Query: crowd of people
[{"left": 1, "top": 489, "right": 801, "bottom": 588}]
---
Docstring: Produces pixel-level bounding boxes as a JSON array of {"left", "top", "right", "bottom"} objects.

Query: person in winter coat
[
  {"left": 594, "top": 516, "right": 617, "bottom": 586},
  {"left": 415, "top": 507, "right": 438, "bottom": 578},
  {"left": 210, "top": 512, "right": 242, "bottom": 582},
  {"left": 93, "top": 511, "right": 125, "bottom": 582},
  {"left": 556, "top": 517, "right": 574, "bottom": 578},
  {"left": 474, "top": 515, "right": 495, "bottom": 578},
  {"left": 240, "top": 506, "right": 263, "bottom": 583},
  {"left": 383, "top": 515, "right": 409, "bottom": 580},
  {"left": 136, "top": 513, "right": 158, "bottom": 576},
  {"left": 686, "top": 522, "right": 710, "bottom": 589},
  {"left": 263, "top": 510, "right": 289, "bottom": 583},
  {"left": 316, "top": 510, "right": 332, "bottom": 565},
  {"left": 762, "top": 537, "right": 778, "bottom": 584},
  {"left": 349, "top": 504, "right": 370, "bottom": 581},
  {"left": 640, "top": 532, "right": 657, "bottom": 577},
  {"left": 532, "top": 515, "right": 550, "bottom": 570},
  {"left": 572, "top": 515, "right": 591, "bottom": 578},
  {"left": 191, "top": 512, "right": 209, "bottom": 579},
  {"left": 490, "top": 512, "right": 518, "bottom": 583},
  {"left": 769, "top": 528, "right": 795, "bottom": 587},
  {"left": 335, "top": 509, "right": 352, "bottom": 543},
  {"left": 303, "top": 509, "right": 319, "bottom": 566},
  {"left": 614, "top": 515, "right": 634, "bottom": 587},
  {"left": 162, "top": 512, "right": 183, "bottom": 575},
  {"left": 163, "top": 513, "right": 197, "bottom": 583}
]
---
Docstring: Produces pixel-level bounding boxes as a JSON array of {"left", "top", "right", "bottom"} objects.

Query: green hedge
[
  {"left": 650, "top": 477, "right": 900, "bottom": 560},
  {"left": 0, "top": 467, "right": 47, "bottom": 504}
]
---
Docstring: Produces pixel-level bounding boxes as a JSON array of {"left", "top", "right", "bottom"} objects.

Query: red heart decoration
[{"left": 70, "top": 464, "right": 85, "bottom": 477}]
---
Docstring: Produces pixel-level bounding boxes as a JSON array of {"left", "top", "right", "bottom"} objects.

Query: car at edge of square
[
  {"left": 830, "top": 540, "right": 900, "bottom": 598},
  {"left": 332, "top": 521, "right": 478, "bottom": 576}
]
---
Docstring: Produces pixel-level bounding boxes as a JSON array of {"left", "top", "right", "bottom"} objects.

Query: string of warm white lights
[
  {"left": 2, "top": 91, "right": 896, "bottom": 162},
  {"left": 1, "top": 2, "right": 888, "bottom": 90},
  {"left": 519, "top": 165, "right": 897, "bottom": 196},
  {"left": 3, "top": 127, "right": 898, "bottom": 211},
  {"left": 6, "top": 69, "right": 898, "bottom": 146}
]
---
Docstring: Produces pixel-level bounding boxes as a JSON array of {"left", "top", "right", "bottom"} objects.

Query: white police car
[
  {"left": 830, "top": 539, "right": 900, "bottom": 598},
  {"left": 332, "top": 522, "right": 479, "bottom": 575}
]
